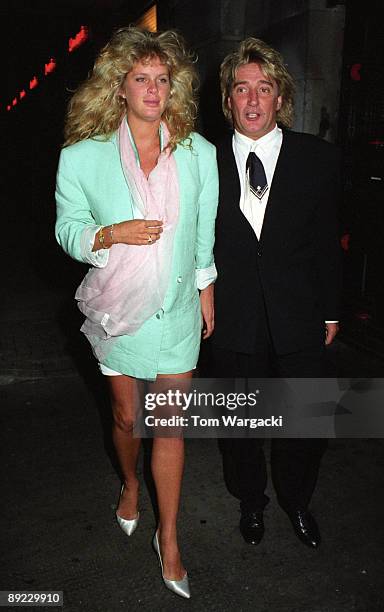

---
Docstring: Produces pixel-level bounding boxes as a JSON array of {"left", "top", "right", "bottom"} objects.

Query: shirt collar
[{"left": 234, "top": 124, "right": 281, "bottom": 156}]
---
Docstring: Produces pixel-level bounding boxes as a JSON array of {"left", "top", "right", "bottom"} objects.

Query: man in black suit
[{"left": 210, "top": 38, "right": 341, "bottom": 548}]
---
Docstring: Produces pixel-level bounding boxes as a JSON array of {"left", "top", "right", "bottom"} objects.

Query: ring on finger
[{"left": 147, "top": 234, "right": 153, "bottom": 243}]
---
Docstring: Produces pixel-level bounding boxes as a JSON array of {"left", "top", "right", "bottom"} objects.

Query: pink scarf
[{"left": 75, "top": 119, "right": 179, "bottom": 361}]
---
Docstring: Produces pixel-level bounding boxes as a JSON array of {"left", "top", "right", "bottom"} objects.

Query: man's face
[{"left": 228, "top": 62, "right": 282, "bottom": 140}]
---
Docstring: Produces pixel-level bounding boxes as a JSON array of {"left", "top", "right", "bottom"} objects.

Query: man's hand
[
  {"left": 325, "top": 322, "right": 339, "bottom": 345},
  {"left": 200, "top": 284, "right": 214, "bottom": 339}
]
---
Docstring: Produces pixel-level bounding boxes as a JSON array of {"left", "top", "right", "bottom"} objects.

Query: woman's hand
[
  {"left": 114, "top": 219, "right": 163, "bottom": 246},
  {"left": 93, "top": 219, "right": 163, "bottom": 250},
  {"left": 200, "top": 284, "right": 214, "bottom": 339}
]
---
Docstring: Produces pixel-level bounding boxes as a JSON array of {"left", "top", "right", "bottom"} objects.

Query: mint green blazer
[{"left": 55, "top": 131, "right": 218, "bottom": 379}]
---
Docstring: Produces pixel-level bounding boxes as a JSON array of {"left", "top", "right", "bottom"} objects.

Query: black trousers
[{"left": 207, "top": 343, "right": 331, "bottom": 513}]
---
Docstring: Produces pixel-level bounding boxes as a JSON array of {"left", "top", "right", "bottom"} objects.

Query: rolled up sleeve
[{"left": 195, "top": 143, "right": 219, "bottom": 282}]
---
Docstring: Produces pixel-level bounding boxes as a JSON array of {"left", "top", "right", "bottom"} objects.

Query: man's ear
[
  {"left": 227, "top": 96, "right": 232, "bottom": 111},
  {"left": 276, "top": 95, "right": 282, "bottom": 111}
]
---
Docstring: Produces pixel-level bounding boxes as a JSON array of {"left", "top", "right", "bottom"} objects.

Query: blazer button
[{"left": 177, "top": 276, "right": 183, "bottom": 283}]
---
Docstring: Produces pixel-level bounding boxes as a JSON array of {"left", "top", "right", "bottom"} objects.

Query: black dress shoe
[
  {"left": 287, "top": 509, "right": 321, "bottom": 548},
  {"left": 239, "top": 511, "right": 265, "bottom": 545}
]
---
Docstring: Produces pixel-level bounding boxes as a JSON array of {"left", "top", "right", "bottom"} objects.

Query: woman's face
[{"left": 120, "top": 56, "right": 171, "bottom": 125}]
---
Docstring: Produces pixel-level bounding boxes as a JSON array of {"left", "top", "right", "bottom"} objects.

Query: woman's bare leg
[
  {"left": 150, "top": 371, "right": 193, "bottom": 580},
  {"left": 109, "top": 375, "right": 143, "bottom": 519}
]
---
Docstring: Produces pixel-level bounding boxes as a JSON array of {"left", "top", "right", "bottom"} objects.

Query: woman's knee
[
  {"left": 109, "top": 376, "right": 142, "bottom": 434},
  {"left": 112, "top": 401, "right": 137, "bottom": 434}
]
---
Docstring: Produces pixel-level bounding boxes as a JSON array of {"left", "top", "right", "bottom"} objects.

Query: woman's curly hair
[
  {"left": 64, "top": 27, "right": 198, "bottom": 150},
  {"left": 220, "top": 37, "right": 295, "bottom": 128}
]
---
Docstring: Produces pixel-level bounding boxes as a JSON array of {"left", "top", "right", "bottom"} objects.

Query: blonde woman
[{"left": 55, "top": 27, "right": 218, "bottom": 599}]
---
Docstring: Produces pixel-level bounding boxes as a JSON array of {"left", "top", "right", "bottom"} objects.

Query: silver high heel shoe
[
  {"left": 115, "top": 485, "right": 139, "bottom": 537},
  {"left": 152, "top": 531, "right": 190, "bottom": 599}
]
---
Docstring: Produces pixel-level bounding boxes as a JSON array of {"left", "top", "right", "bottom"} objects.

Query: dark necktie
[{"left": 246, "top": 152, "right": 268, "bottom": 200}]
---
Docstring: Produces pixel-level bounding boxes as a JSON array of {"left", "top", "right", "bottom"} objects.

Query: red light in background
[
  {"left": 340, "top": 233, "right": 350, "bottom": 252},
  {"left": 44, "top": 58, "right": 56, "bottom": 75},
  {"left": 350, "top": 63, "right": 361, "bottom": 81},
  {"left": 68, "top": 26, "right": 88, "bottom": 52},
  {"left": 4, "top": 24, "right": 89, "bottom": 112}
]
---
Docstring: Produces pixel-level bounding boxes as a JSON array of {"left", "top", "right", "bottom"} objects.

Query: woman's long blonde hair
[{"left": 64, "top": 27, "right": 198, "bottom": 150}]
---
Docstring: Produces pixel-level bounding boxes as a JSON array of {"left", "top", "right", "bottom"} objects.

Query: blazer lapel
[
  {"left": 217, "top": 134, "right": 240, "bottom": 201},
  {"left": 259, "top": 131, "right": 294, "bottom": 244}
]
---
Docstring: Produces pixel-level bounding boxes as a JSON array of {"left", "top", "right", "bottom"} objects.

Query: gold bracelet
[
  {"left": 99, "top": 226, "right": 107, "bottom": 249},
  {"left": 109, "top": 224, "right": 115, "bottom": 245}
]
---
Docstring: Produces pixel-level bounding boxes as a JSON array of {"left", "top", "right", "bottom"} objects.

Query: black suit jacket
[{"left": 212, "top": 129, "right": 342, "bottom": 355}]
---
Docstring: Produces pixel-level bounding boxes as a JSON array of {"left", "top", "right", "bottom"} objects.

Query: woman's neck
[
  {"left": 126, "top": 116, "right": 162, "bottom": 178},
  {"left": 127, "top": 116, "right": 161, "bottom": 152}
]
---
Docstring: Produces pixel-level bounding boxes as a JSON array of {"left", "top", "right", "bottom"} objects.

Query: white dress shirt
[{"left": 233, "top": 125, "right": 282, "bottom": 240}]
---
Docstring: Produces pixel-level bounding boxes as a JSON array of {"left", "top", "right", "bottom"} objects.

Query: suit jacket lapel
[
  {"left": 217, "top": 133, "right": 240, "bottom": 199},
  {"left": 259, "top": 130, "right": 293, "bottom": 244},
  {"left": 217, "top": 134, "right": 242, "bottom": 222}
]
